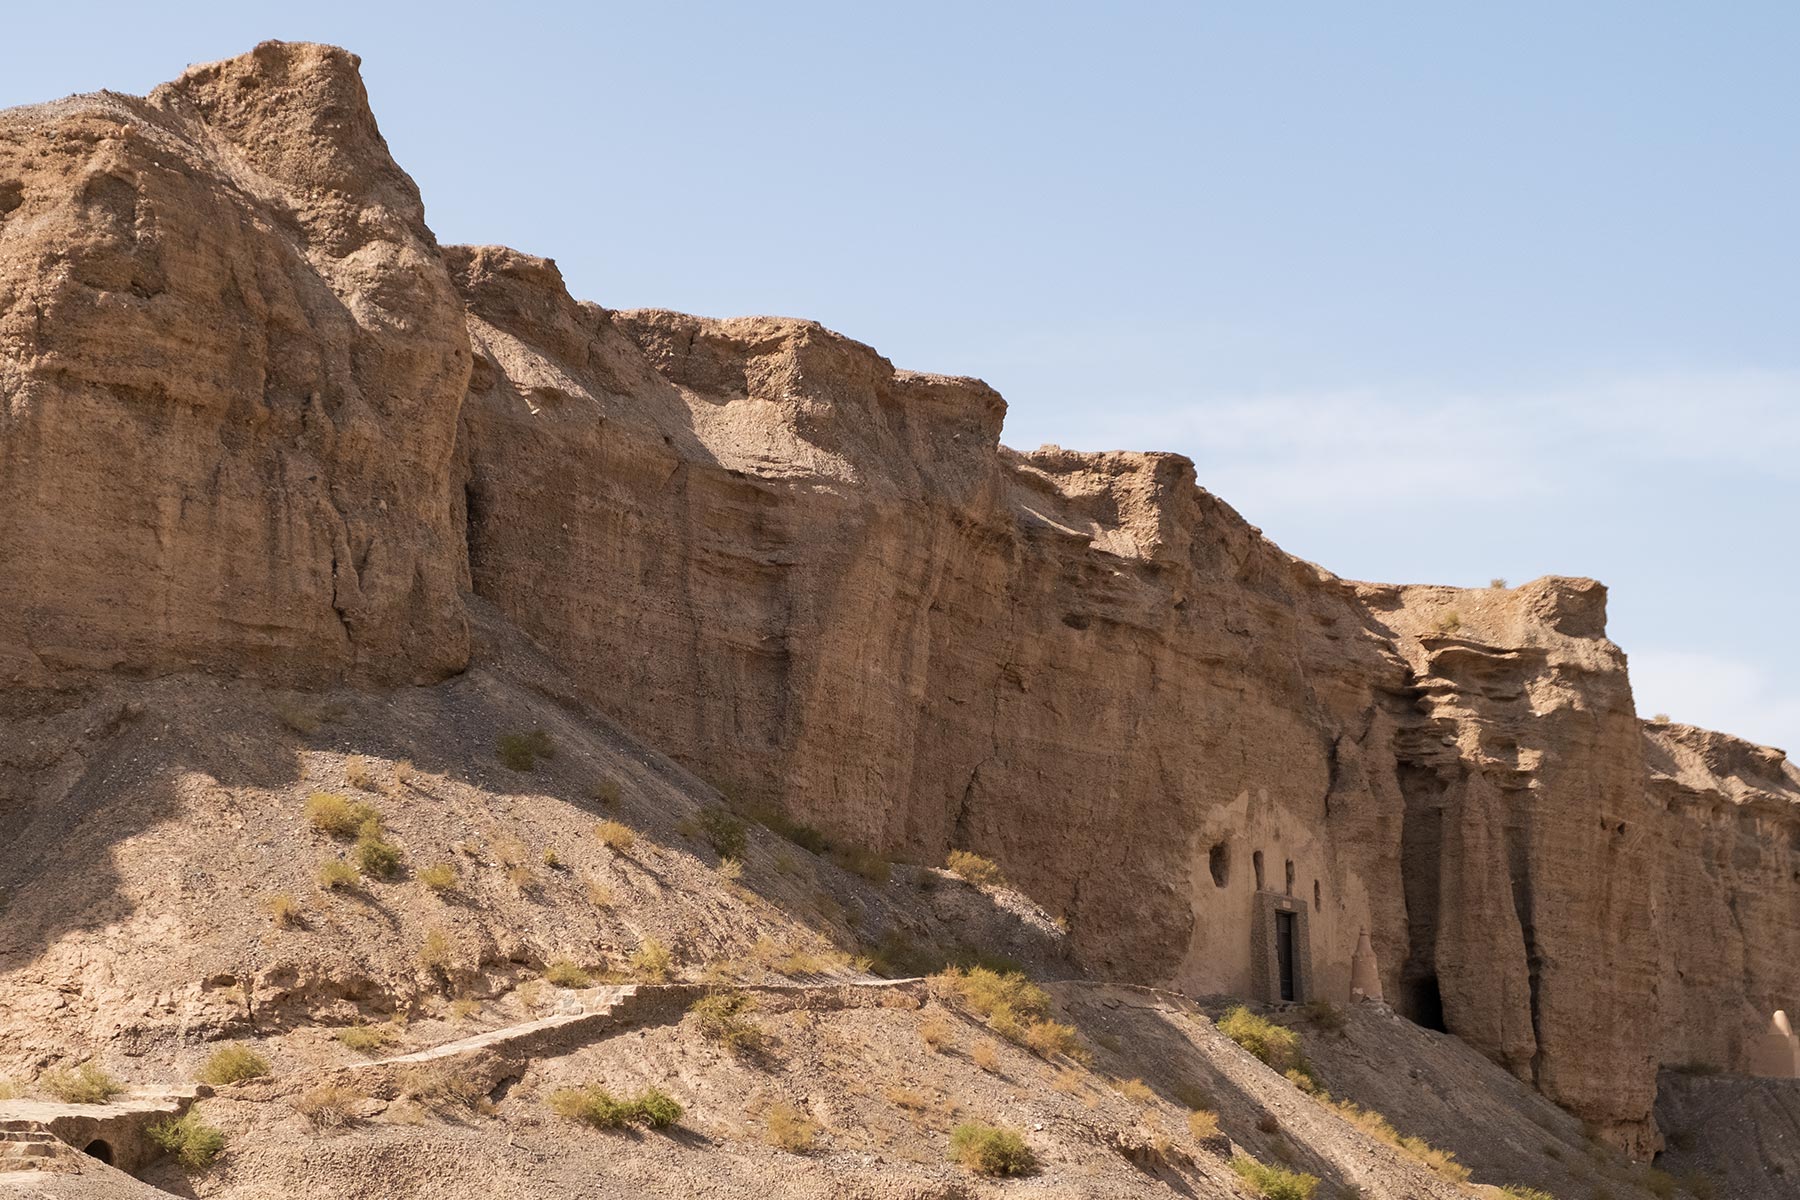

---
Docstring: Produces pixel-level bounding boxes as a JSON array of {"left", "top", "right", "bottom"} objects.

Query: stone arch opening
[
  {"left": 1252, "top": 850, "right": 1265, "bottom": 890},
  {"left": 84, "top": 1139, "right": 114, "bottom": 1165},
  {"left": 1208, "top": 842, "right": 1230, "bottom": 888}
]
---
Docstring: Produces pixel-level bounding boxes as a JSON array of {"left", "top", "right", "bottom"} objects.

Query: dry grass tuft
[
  {"left": 344, "top": 756, "right": 379, "bottom": 792},
  {"left": 595, "top": 820, "right": 636, "bottom": 851},
  {"left": 1113, "top": 1077, "right": 1155, "bottom": 1105},
  {"left": 544, "top": 958, "right": 592, "bottom": 988},
  {"left": 629, "top": 937, "right": 673, "bottom": 982},
  {"left": 264, "top": 892, "right": 304, "bottom": 927},
  {"left": 294, "top": 1082, "right": 364, "bottom": 1130},
  {"left": 946, "top": 849, "right": 1005, "bottom": 887},
  {"left": 41, "top": 1062, "right": 123, "bottom": 1104},
  {"left": 1188, "top": 1109, "right": 1221, "bottom": 1141},
  {"left": 919, "top": 1014, "right": 952, "bottom": 1052},
  {"left": 336, "top": 1023, "right": 395, "bottom": 1056},
  {"left": 316, "top": 858, "right": 358, "bottom": 890},
  {"left": 197, "top": 1044, "right": 268, "bottom": 1086},
  {"left": 764, "top": 1101, "right": 821, "bottom": 1152},
  {"left": 971, "top": 1042, "right": 1001, "bottom": 1073},
  {"left": 1230, "top": 1154, "right": 1319, "bottom": 1199},
  {"left": 418, "top": 862, "right": 458, "bottom": 891},
  {"left": 305, "top": 792, "right": 377, "bottom": 838},
  {"left": 688, "top": 989, "right": 764, "bottom": 1053},
  {"left": 418, "top": 927, "right": 456, "bottom": 973}
]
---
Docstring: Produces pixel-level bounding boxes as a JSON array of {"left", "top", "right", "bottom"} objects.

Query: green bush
[
  {"left": 1229, "top": 1155, "right": 1319, "bottom": 1200},
  {"left": 949, "top": 1121, "right": 1036, "bottom": 1176},
  {"left": 40, "top": 1062, "right": 123, "bottom": 1104},
  {"left": 1219, "top": 1006, "right": 1306, "bottom": 1074},
  {"left": 305, "top": 792, "right": 378, "bottom": 838},
  {"left": 548, "top": 1084, "right": 683, "bottom": 1130},
  {"left": 688, "top": 990, "right": 764, "bottom": 1053},
  {"left": 696, "top": 805, "right": 748, "bottom": 858},
  {"left": 354, "top": 820, "right": 402, "bottom": 879},
  {"left": 196, "top": 1044, "right": 268, "bottom": 1086},
  {"left": 497, "top": 730, "right": 555, "bottom": 772},
  {"left": 148, "top": 1111, "right": 227, "bottom": 1169}
]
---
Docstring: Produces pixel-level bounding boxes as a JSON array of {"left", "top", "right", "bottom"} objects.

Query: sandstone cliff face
[
  {"left": 0, "top": 42, "right": 469, "bottom": 688},
  {"left": 2, "top": 42, "right": 1795, "bottom": 1159}
]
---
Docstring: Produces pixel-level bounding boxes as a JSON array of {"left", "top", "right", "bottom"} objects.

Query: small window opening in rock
[
  {"left": 1284, "top": 859, "right": 1296, "bottom": 895},
  {"left": 1253, "top": 850, "right": 1265, "bottom": 890},
  {"left": 1313, "top": 880, "right": 1322, "bottom": 912},
  {"left": 1208, "top": 842, "right": 1230, "bottom": 888},
  {"left": 85, "top": 1140, "right": 114, "bottom": 1165}
]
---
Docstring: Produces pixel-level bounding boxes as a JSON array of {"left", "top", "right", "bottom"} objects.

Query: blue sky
[{"left": 6, "top": 3, "right": 1796, "bottom": 750}]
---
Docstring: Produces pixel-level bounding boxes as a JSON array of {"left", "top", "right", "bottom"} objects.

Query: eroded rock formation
[{"left": 2, "top": 41, "right": 1795, "bottom": 1156}]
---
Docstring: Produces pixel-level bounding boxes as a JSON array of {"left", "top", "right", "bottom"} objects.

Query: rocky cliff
[{"left": 3, "top": 41, "right": 1795, "bottom": 1157}]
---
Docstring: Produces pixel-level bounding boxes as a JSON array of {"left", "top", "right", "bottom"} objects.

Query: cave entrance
[
  {"left": 1275, "top": 910, "right": 1298, "bottom": 1002},
  {"left": 84, "top": 1139, "right": 114, "bottom": 1165},
  {"left": 1406, "top": 975, "right": 1447, "bottom": 1032}
]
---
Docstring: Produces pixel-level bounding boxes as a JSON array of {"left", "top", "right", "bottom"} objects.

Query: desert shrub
[
  {"left": 544, "top": 958, "right": 592, "bottom": 988},
  {"left": 542, "top": 847, "right": 562, "bottom": 869},
  {"left": 354, "top": 821, "right": 403, "bottom": 879},
  {"left": 1652, "top": 713, "right": 1674, "bottom": 725},
  {"left": 688, "top": 990, "right": 763, "bottom": 1052},
  {"left": 148, "top": 1111, "right": 226, "bottom": 1169},
  {"left": 937, "top": 967, "right": 1050, "bottom": 1021},
  {"left": 946, "top": 850, "right": 1005, "bottom": 887},
  {"left": 274, "top": 699, "right": 324, "bottom": 735},
  {"left": 595, "top": 820, "right": 636, "bottom": 851},
  {"left": 1230, "top": 1155, "right": 1319, "bottom": 1200},
  {"left": 507, "top": 864, "right": 538, "bottom": 892},
  {"left": 0, "top": 1080, "right": 18, "bottom": 1101},
  {"left": 1113, "top": 1077, "right": 1154, "bottom": 1104},
  {"left": 497, "top": 730, "right": 555, "bottom": 772},
  {"left": 949, "top": 1122, "right": 1035, "bottom": 1176},
  {"left": 585, "top": 879, "right": 614, "bottom": 907},
  {"left": 1188, "top": 1109, "right": 1221, "bottom": 1140},
  {"left": 919, "top": 1014, "right": 952, "bottom": 1051},
  {"left": 972, "top": 1042, "right": 1001, "bottom": 1072},
  {"left": 695, "top": 805, "right": 748, "bottom": 858},
  {"left": 1434, "top": 611, "right": 1463, "bottom": 635},
  {"left": 196, "top": 1044, "right": 268, "bottom": 1086},
  {"left": 831, "top": 842, "right": 891, "bottom": 883},
  {"left": 392, "top": 760, "right": 415, "bottom": 787},
  {"left": 450, "top": 998, "right": 480, "bottom": 1022},
  {"left": 1326, "top": 1098, "right": 1469, "bottom": 1183},
  {"left": 592, "top": 778, "right": 621, "bottom": 807},
  {"left": 629, "top": 937, "right": 673, "bottom": 981},
  {"left": 293, "top": 1082, "right": 362, "bottom": 1130},
  {"left": 1491, "top": 577, "right": 1509, "bottom": 589},
  {"left": 719, "top": 856, "right": 744, "bottom": 882},
  {"left": 632, "top": 1087, "right": 684, "bottom": 1128},
  {"left": 265, "top": 892, "right": 304, "bottom": 927},
  {"left": 1499, "top": 1189, "right": 1555, "bottom": 1200},
  {"left": 418, "top": 928, "right": 456, "bottom": 973},
  {"left": 40, "top": 1062, "right": 123, "bottom": 1104},
  {"left": 400, "top": 1062, "right": 486, "bottom": 1113},
  {"left": 1285, "top": 1067, "right": 1325, "bottom": 1096},
  {"left": 344, "top": 755, "right": 377, "bottom": 791},
  {"left": 1024, "top": 1018, "right": 1085, "bottom": 1060},
  {"left": 549, "top": 1085, "right": 682, "bottom": 1130},
  {"left": 1219, "top": 1006, "right": 1306, "bottom": 1074},
  {"left": 764, "top": 1101, "right": 819, "bottom": 1152},
  {"left": 418, "top": 862, "right": 457, "bottom": 891},
  {"left": 751, "top": 806, "right": 831, "bottom": 854},
  {"left": 1302, "top": 998, "right": 1346, "bottom": 1034},
  {"left": 316, "top": 858, "right": 358, "bottom": 890},
  {"left": 336, "top": 1024, "right": 394, "bottom": 1055},
  {"left": 306, "top": 792, "right": 378, "bottom": 838}
]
